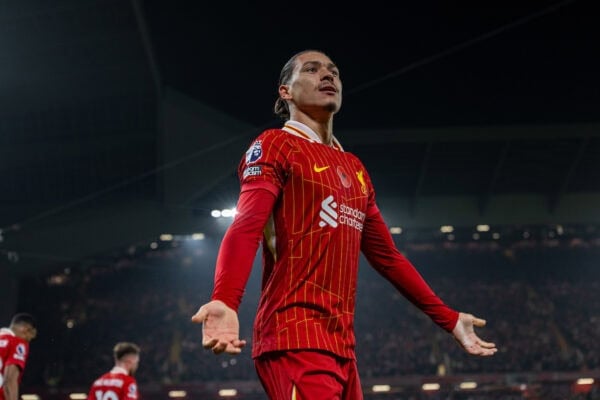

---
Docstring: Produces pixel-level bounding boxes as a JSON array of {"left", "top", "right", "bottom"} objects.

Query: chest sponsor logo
[
  {"left": 318, "top": 195, "right": 365, "bottom": 232},
  {"left": 318, "top": 195, "right": 338, "bottom": 228},
  {"left": 245, "top": 140, "right": 263, "bottom": 164}
]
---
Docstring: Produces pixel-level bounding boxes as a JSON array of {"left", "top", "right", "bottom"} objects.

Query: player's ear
[{"left": 279, "top": 84, "right": 291, "bottom": 100}]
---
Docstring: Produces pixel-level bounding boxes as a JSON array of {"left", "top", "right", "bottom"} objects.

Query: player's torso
[
  {"left": 89, "top": 373, "right": 137, "bottom": 400},
  {"left": 0, "top": 334, "right": 7, "bottom": 390},
  {"left": 276, "top": 134, "right": 370, "bottom": 255},
  {"left": 0, "top": 333, "right": 27, "bottom": 384},
  {"left": 0, "top": 333, "right": 9, "bottom": 367},
  {"left": 253, "top": 131, "right": 372, "bottom": 357}
]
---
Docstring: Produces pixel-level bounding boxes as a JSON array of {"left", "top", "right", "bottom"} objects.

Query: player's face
[
  {"left": 25, "top": 325, "right": 37, "bottom": 342},
  {"left": 283, "top": 51, "right": 342, "bottom": 116},
  {"left": 125, "top": 354, "right": 140, "bottom": 375},
  {"left": 16, "top": 323, "right": 37, "bottom": 342}
]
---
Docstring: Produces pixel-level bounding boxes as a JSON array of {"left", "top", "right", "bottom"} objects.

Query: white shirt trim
[
  {"left": 0, "top": 327, "right": 15, "bottom": 336},
  {"left": 282, "top": 120, "right": 344, "bottom": 151},
  {"left": 111, "top": 366, "right": 129, "bottom": 375}
]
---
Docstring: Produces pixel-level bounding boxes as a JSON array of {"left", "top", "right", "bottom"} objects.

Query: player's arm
[
  {"left": 124, "top": 381, "right": 139, "bottom": 400},
  {"left": 360, "top": 210, "right": 459, "bottom": 330},
  {"left": 3, "top": 364, "right": 22, "bottom": 400},
  {"left": 361, "top": 210, "right": 497, "bottom": 355},
  {"left": 192, "top": 184, "right": 278, "bottom": 354}
]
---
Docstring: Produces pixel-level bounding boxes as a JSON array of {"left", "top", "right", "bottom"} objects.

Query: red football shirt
[
  {"left": 213, "top": 121, "right": 458, "bottom": 360},
  {"left": 87, "top": 367, "right": 138, "bottom": 400},
  {"left": 0, "top": 328, "right": 30, "bottom": 400}
]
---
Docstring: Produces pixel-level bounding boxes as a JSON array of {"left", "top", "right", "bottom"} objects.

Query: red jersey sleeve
[
  {"left": 238, "top": 130, "right": 289, "bottom": 192},
  {"left": 360, "top": 204, "right": 459, "bottom": 332},
  {"left": 123, "top": 377, "right": 139, "bottom": 400},
  {"left": 211, "top": 186, "right": 278, "bottom": 311},
  {"left": 211, "top": 131, "right": 287, "bottom": 310},
  {"left": 5, "top": 337, "right": 29, "bottom": 372}
]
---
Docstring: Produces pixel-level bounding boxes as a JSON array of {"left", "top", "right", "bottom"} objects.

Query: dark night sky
[{"left": 143, "top": 0, "right": 599, "bottom": 130}]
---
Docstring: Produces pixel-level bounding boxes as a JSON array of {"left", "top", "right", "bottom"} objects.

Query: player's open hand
[
  {"left": 191, "top": 300, "right": 247, "bottom": 355},
  {"left": 452, "top": 312, "right": 498, "bottom": 356}
]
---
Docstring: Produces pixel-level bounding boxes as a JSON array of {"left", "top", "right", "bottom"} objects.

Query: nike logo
[{"left": 313, "top": 164, "right": 330, "bottom": 173}]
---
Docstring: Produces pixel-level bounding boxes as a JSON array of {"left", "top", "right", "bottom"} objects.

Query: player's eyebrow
[{"left": 302, "top": 60, "right": 339, "bottom": 72}]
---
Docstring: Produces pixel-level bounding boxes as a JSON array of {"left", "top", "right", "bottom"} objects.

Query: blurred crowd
[{"left": 16, "top": 237, "right": 600, "bottom": 396}]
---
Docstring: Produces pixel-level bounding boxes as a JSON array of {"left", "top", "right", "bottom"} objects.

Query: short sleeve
[
  {"left": 124, "top": 380, "right": 138, "bottom": 400},
  {"left": 5, "top": 338, "right": 28, "bottom": 371}
]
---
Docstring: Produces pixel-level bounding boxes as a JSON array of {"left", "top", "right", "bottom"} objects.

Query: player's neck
[{"left": 291, "top": 113, "right": 334, "bottom": 145}]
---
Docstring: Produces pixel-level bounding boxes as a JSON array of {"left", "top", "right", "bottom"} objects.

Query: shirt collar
[
  {"left": 111, "top": 366, "right": 129, "bottom": 375},
  {"left": 0, "top": 327, "right": 15, "bottom": 336},
  {"left": 282, "top": 120, "right": 344, "bottom": 151}
]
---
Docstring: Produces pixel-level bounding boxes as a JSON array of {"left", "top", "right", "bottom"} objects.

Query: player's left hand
[
  {"left": 191, "top": 300, "right": 247, "bottom": 355},
  {"left": 452, "top": 312, "right": 498, "bottom": 356}
]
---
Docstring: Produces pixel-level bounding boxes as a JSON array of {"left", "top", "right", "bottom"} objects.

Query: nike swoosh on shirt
[{"left": 313, "top": 164, "right": 330, "bottom": 173}]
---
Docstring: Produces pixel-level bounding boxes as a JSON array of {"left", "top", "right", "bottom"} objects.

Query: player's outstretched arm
[
  {"left": 452, "top": 312, "right": 498, "bottom": 356},
  {"left": 191, "top": 300, "right": 247, "bottom": 355}
]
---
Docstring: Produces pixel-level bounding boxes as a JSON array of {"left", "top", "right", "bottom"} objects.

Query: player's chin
[{"left": 324, "top": 101, "right": 340, "bottom": 113}]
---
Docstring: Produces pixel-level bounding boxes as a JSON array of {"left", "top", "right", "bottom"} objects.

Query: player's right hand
[
  {"left": 452, "top": 312, "right": 497, "bottom": 356},
  {"left": 191, "top": 300, "right": 247, "bottom": 355}
]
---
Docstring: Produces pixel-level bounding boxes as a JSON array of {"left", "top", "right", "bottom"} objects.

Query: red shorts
[{"left": 254, "top": 350, "right": 363, "bottom": 400}]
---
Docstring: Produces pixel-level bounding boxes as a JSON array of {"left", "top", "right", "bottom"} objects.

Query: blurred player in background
[
  {"left": 87, "top": 342, "right": 140, "bottom": 400},
  {"left": 192, "top": 49, "right": 498, "bottom": 399},
  {"left": 0, "top": 313, "right": 37, "bottom": 400}
]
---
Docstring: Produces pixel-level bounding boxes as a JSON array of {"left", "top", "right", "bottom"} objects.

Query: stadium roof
[{"left": 1, "top": 0, "right": 599, "bottom": 276}]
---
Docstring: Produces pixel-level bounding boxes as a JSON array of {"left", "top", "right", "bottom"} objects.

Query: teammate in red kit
[
  {"left": 87, "top": 342, "right": 140, "bottom": 400},
  {"left": 192, "top": 49, "right": 498, "bottom": 399},
  {"left": 0, "top": 313, "right": 37, "bottom": 400}
]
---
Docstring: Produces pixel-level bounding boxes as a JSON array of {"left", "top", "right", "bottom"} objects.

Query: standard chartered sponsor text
[{"left": 338, "top": 204, "right": 365, "bottom": 231}]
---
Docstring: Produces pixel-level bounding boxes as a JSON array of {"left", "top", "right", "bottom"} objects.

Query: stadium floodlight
[
  {"left": 372, "top": 384, "right": 391, "bottom": 392},
  {"left": 390, "top": 226, "right": 402, "bottom": 234},
  {"left": 459, "top": 381, "right": 477, "bottom": 389},
  {"left": 69, "top": 394, "right": 87, "bottom": 400},
  {"left": 191, "top": 233, "right": 205, "bottom": 240},
  {"left": 440, "top": 225, "right": 454, "bottom": 233},
  {"left": 476, "top": 224, "right": 490, "bottom": 232},
  {"left": 576, "top": 378, "right": 594, "bottom": 385},
  {"left": 221, "top": 208, "right": 237, "bottom": 218},
  {"left": 422, "top": 383, "right": 440, "bottom": 391},
  {"left": 160, "top": 234, "right": 173, "bottom": 241},
  {"left": 218, "top": 389, "right": 237, "bottom": 397},
  {"left": 168, "top": 390, "right": 187, "bottom": 398},
  {"left": 211, "top": 210, "right": 222, "bottom": 218},
  {"left": 21, "top": 395, "right": 40, "bottom": 400}
]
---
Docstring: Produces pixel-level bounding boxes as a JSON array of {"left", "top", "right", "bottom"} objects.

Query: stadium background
[{"left": 1, "top": 0, "right": 599, "bottom": 399}]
